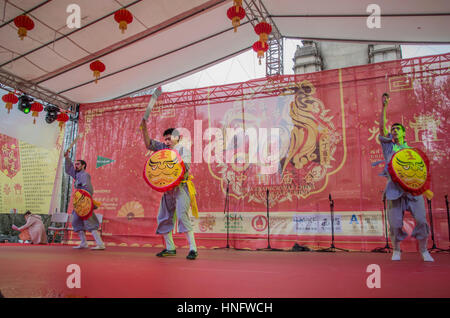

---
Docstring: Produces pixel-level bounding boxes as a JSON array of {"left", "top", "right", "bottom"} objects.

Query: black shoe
[
  {"left": 186, "top": 250, "right": 198, "bottom": 260},
  {"left": 156, "top": 249, "right": 176, "bottom": 257}
]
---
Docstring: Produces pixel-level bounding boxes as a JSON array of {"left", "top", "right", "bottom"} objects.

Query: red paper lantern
[
  {"left": 254, "top": 21, "right": 272, "bottom": 48},
  {"left": 114, "top": 8, "right": 133, "bottom": 34},
  {"left": 89, "top": 60, "right": 106, "bottom": 84},
  {"left": 2, "top": 92, "right": 19, "bottom": 114},
  {"left": 30, "top": 102, "right": 44, "bottom": 124},
  {"left": 14, "top": 15, "right": 34, "bottom": 40},
  {"left": 227, "top": 6, "right": 246, "bottom": 32},
  {"left": 253, "top": 41, "right": 268, "bottom": 65},
  {"left": 57, "top": 112, "right": 69, "bottom": 131}
]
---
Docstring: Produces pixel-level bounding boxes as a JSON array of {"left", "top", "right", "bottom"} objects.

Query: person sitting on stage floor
[
  {"left": 64, "top": 151, "right": 105, "bottom": 250},
  {"left": 12, "top": 211, "right": 47, "bottom": 244},
  {"left": 141, "top": 119, "right": 198, "bottom": 260},
  {"left": 378, "top": 93, "right": 433, "bottom": 262}
]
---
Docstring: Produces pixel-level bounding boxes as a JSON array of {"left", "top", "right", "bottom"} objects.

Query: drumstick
[
  {"left": 140, "top": 87, "right": 162, "bottom": 131},
  {"left": 64, "top": 133, "right": 83, "bottom": 155},
  {"left": 143, "top": 86, "right": 162, "bottom": 121}
]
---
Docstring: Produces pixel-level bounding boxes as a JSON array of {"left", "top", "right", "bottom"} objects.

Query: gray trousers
[
  {"left": 71, "top": 211, "right": 100, "bottom": 232},
  {"left": 387, "top": 194, "right": 430, "bottom": 243},
  {"left": 156, "top": 183, "right": 193, "bottom": 234}
]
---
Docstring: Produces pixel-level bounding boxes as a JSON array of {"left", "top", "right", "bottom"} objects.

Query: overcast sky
[{"left": 162, "top": 40, "right": 450, "bottom": 92}]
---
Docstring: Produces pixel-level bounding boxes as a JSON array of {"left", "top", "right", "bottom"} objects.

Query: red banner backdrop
[{"left": 70, "top": 54, "right": 450, "bottom": 251}]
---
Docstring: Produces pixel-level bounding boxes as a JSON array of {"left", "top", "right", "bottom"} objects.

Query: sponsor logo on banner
[
  {"left": 198, "top": 213, "right": 216, "bottom": 232},
  {"left": 96, "top": 155, "right": 115, "bottom": 168},
  {"left": 224, "top": 213, "right": 245, "bottom": 233},
  {"left": 192, "top": 211, "right": 383, "bottom": 236},
  {"left": 293, "top": 214, "right": 342, "bottom": 234},
  {"left": 362, "top": 215, "right": 380, "bottom": 234},
  {"left": 251, "top": 215, "right": 268, "bottom": 232}
]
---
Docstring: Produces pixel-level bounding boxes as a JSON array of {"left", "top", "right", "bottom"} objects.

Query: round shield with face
[
  {"left": 72, "top": 189, "right": 94, "bottom": 220},
  {"left": 388, "top": 148, "right": 431, "bottom": 196},
  {"left": 143, "top": 148, "right": 186, "bottom": 192}
]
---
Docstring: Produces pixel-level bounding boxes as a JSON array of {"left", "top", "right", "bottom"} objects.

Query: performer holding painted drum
[
  {"left": 141, "top": 118, "right": 199, "bottom": 260},
  {"left": 378, "top": 93, "right": 434, "bottom": 262},
  {"left": 64, "top": 150, "right": 105, "bottom": 250}
]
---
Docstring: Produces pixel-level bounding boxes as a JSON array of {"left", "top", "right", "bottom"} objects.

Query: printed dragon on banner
[{"left": 209, "top": 80, "right": 344, "bottom": 207}]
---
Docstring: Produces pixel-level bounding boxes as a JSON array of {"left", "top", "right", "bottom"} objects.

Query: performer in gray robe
[
  {"left": 378, "top": 93, "right": 433, "bottom": 262},
  {"left": 65, "top": 151, "right": 105, "bottom": 250},
  {"left": 141, "top": 119, "right": 198, "bottom": 260}
]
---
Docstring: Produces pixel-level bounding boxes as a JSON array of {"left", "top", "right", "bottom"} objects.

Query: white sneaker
[
  {"left": 73, "top": 244, "right": 89, "bottom": 249},
  {"left": 391, "top": 250, "right": 401, "bottom": 261},
  {"left": 91, "top": 245, "right": 105, "bottom": 250},
  {"left": 421, "top": 250, "right": 434, "bottom": 262}
]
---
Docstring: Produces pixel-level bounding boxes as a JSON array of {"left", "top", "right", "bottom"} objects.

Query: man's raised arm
[{"left": 379, "top": 93, "right": 390, "bottom": 137}]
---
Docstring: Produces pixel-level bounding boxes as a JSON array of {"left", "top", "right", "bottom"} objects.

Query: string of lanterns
[
  {"left": 5, "top": 8, "right": 133, "bottom": 129},
  {"left": 253, "top": 20, "right": 272, "bottom": 65},
  {"left": 5, "top": 5, "right": 273, "bottom": 130},
  {"left": 1, "top": 90, "right": 70, "bottom": 129},
  {"left": 225, "top": 2, "right": 272, "bottom": 65},
  {"left": 9, "top": 8, "right": 134, "bottom": 86},
  {"left": 88, "top": 8, "right": 133, "bottom": 83}
]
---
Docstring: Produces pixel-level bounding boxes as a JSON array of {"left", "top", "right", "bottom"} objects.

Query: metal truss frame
[
  {"left": 0, "top": 68, "right": 77, "bottom": 113},
  {"left": 243, "top": 0, "right": 284, "bottom": 77},
  {"left": 148, "top": 53, "right": 450, "bottom": 110}
]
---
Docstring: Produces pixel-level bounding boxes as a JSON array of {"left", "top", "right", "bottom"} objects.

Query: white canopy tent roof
[{"left": 0, "top": 0, "right": 449, "bottom": 108}]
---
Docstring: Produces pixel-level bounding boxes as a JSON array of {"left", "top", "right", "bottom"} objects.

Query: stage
[{"left": 0, "top": 244, "right": 449, "bottom": 298}]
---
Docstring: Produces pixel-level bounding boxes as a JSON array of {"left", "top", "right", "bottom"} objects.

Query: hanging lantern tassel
[
  {"left": 93, "top": 70, "right": 101, "bottom": 83},
  {"left": 233, "top": 0, "right": 243, "bottom": 13},
  {"left": 14, "top": 15, "right": 35, "bottom": 40},
  {"left": 257, "top": 50, "right": 264, "bottom": 64},
  {"left": 227, "top": 6, "right": 246, "bottom": 33},
  {"left": 89, "top": 60, "right": 106, "bottom": 84},
  {"left": 30, "top": 102, "right": 43, "bottom": 124},
  {"left": 253, "top": 41, "right": 268, "bottom": 65},
  {"left": 2, "top": 92, "right": 19, "bottom": 114},
  {"left": 57, "top": 112, "right": 69, "bottom": 131},
  {"left": 114, "top": 8, "right": 133, "bottom": 34}
]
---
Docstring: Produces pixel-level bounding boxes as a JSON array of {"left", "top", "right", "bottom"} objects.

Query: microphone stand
[
  {"left": 257, "top": 189, "right": 283, "bottom": 251},
  {"left": 372, "top": 191, "right": 392, "bottom": 253},
  {"left": 317, "top": 194, "right": 349, "bottom": 252},
  {"left": 427, "top": 199, "right": 447, "bottom": 253},
  {"left": 215, "top": 180, "right": 231, "bottom": 249}
]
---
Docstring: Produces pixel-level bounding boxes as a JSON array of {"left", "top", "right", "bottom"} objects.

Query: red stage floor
[{"left": 0, "top": 244, "right": 449, "bottom": 298}]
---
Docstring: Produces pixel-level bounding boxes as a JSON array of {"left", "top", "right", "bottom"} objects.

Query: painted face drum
[
  {"left": 388, "top": 148, "right": 433, "bottom": 199},
  {"left": 143, "top": 148, "right": 186, "bottom": 192},
  {"left": 72, "top": 189, "right": 94, "bottom": 220}
]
